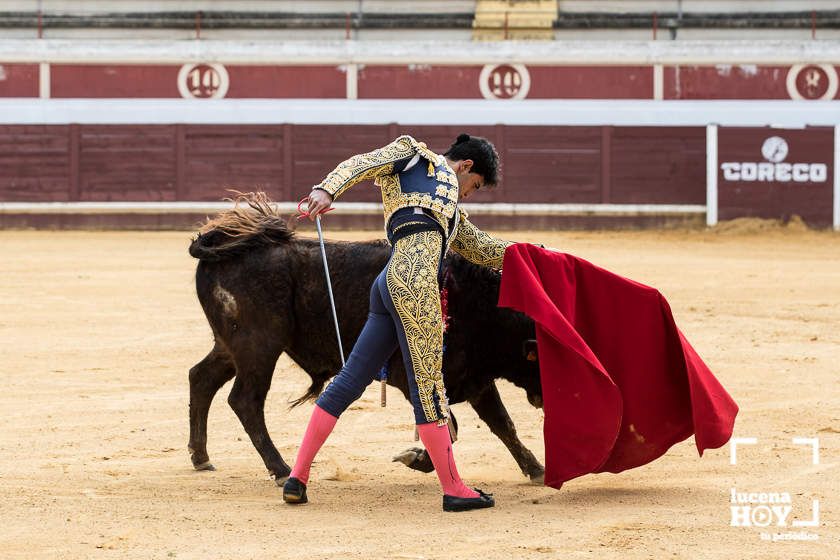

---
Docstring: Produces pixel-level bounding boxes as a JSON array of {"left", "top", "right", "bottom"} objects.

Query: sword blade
[{"left": 315, "top": 215, "right": 346, "bottom": 367}]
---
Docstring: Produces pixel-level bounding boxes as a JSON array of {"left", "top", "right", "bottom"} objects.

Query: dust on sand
[{"left": 1, "top": 226, "right": 838, "bottom": 559}]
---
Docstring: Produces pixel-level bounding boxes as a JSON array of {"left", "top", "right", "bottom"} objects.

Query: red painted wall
[
  {"left": 5, "top": 124, "right": 836, "bottom": 228},
  {"left": 357, "top": 65, "right": 652, "bottom": 99},
  {"left": 358, "top": 65, "right": 482, "bottom": 98},
  {"left": 665, "top": 65, "right": 840, "bottom": 100},
  {"left": 610, "top": 127, "right": 707, "bottom": 204},
  {"left": 665, "top": 65, "right": 788, "bottom": 100},
  {"left": 181, "top": 125, "right": 286, "bottom": 200},
  {"left": 226, "top": 66, "right": 345, "bottom": 98},
  {"left": 0, "top": 125, "right": 70, "bottom": 201},
  {"left": 0, "top": 64, "right": 39, "bottom": 97},
  {"left": 0, "top": 124, "right": 707, "bottom": 207},
  {"left": 527, "top": 66, "right": 652, "bottom": 99},
  {"left": 78, "top": 125, "right": 178, "bottom": 200},
  {"left": 48, "top": 64, "right": 345, "bottom": 98},
  {"left": 51, "top": 65, "right": 180, "bottom": 98},
  {"left": 4, "top": 63, "right": 839, "bottom": 100}
]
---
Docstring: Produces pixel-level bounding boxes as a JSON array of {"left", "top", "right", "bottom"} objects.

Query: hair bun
[{"left": 455, "top": 133, "right": 471, "bottom": 144}]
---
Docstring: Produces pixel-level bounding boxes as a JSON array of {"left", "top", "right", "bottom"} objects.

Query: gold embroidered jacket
[{"left": 313, "top": 135, "right": 512, "bottom": 269}]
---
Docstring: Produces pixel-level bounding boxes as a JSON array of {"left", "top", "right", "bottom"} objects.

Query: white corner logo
[
  {"left": 730, "top": 437, "right": 758, "bottom": 465},
  {"left": 729, "top": 436, "right": 821, "bottom": 541},
  {"left": 791, "top": 437, "right": 820, "bottom": 465}
]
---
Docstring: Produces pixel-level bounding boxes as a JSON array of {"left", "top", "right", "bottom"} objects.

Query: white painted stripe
[
  {"left": 38, "top": 62, "right": 50, "bottom": 99},
  {"left": 0, "top": 201, "right": 706, "bottom": 216},
  {"left": 834, "top": 125, "right": 840, "bottom": 231},
  {"left": 0, "top": 201, "right": 288, "bottom": 215},
  {"left": 706, "top": 124, "right": 718, "bottom": 227},
  {"left": 345, "top": 63, "right": 358, "bottom": 100},
  {"left": 653, "top": 64, "right": 663, "bottom": 101},
  {"left": 2, "top": 39, "right": 840, "bottom": 65},
  {"left": 2, "top": 99, "right": 838, "bottom": 127},
  {"left": 461, "top": 203, "right": 706, "bottom": 216}
]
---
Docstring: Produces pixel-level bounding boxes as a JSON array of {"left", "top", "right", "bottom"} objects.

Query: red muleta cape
[{"left": 498, "top": 244, "right": 738, "bottom": 489}]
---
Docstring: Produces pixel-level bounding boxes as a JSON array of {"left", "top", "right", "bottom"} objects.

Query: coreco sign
[{"left": 720, "top": 136, "right": 828, "bottom": 183}]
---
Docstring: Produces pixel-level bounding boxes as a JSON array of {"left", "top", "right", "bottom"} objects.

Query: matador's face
[{"left": 450, "top": 159, "right": 485, "bottom": 200}]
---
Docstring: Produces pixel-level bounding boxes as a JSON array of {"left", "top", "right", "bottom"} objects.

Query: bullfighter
[{"left": 283, "top": 133, "right": 514, "bottom": 512}]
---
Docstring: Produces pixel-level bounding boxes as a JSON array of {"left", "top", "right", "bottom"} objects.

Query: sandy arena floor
[{"left": 1, "top": 225, "right": 838, "bottom": 559}]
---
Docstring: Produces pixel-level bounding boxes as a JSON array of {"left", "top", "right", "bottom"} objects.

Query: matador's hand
[{"left": 307, "top": 189, "right": 334, "bottom": 221}]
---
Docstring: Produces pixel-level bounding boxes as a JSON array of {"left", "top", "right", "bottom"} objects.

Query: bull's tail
[
  {"left": 189, "top": 191, "right": 294, "bottom": 262},
  {"left": 288, "top": 378, "right": 328, "bottom": 409}
]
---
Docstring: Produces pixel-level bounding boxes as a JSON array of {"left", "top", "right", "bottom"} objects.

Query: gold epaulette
[
  {"left": 415, "top": 141, "right": 445, "bottom": 177},
  {"left": 315, "top": 135, "right": 419, "bottom": 199}
]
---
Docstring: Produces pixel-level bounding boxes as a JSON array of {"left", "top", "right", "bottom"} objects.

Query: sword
[
  {"left": 297, "top": 197, "right": 345, "bottom": 367},
  {"left": 314, "top": 214, "right": 346, "bottom": 367}
]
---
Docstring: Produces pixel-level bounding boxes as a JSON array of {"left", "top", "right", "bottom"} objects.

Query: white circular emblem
[
  {"left": 479, "top": 64, "right": 531, "bottom": 100},
  {"left": 177, "top": 63, "right": 230, "bottom": 99},
  {"left": 785, "top": 64, "right": 838, "bottom": 100},
  {"left": 761, "top": 136, "right": 789, "bottom": 163}
]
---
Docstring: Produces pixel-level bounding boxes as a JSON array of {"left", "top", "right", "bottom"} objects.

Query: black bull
[{"left": 188, "top": 220, "right": 545, "bottom": 485}]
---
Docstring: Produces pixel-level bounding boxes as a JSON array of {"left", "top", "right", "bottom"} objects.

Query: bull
[{"left": 187, "top": 195, "right": 545, "bottom": 486}]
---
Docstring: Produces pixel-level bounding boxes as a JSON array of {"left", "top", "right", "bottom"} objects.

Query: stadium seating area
[{"left": 0, "top": 1, "right": 838, "bottom": 40}]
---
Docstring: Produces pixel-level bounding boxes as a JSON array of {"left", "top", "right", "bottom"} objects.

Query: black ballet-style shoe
[
  {"left": 442, "top": 488, "right": 495, "bottom": 512},
  {"left": 282, "top": 477, "right": 308, "bottom": 504}
]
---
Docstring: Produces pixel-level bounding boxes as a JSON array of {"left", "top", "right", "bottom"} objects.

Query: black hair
[{"left": 443, "top": 133, "right": 500, "bottom": 187}]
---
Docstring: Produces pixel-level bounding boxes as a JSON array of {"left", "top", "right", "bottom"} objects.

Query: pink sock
[
  {"left": 289, "top": 405, "right": 338, "bottom": 485},
  {"left": 417, "top": 422, "right": 479, "bottom": 499}
]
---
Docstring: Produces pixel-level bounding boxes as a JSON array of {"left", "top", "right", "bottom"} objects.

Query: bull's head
[
  {"left": 443, "top": 257, "right": 544, "bottom": 410},
  {"left": 518, "top": 339, "right": 543, "bottom": 409}
]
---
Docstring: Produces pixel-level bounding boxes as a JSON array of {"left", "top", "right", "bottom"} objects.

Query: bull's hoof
[
  {"left": 528, "top": 471, "right": 545, "bottom": 486},
  {"left": 193, "top": 460, "right": 216, "bottom": 471},
  {"left": 392, "top": 447, "right": 435, "bottom": 474},
  {"left": 270, "top": 464, "right": 292, "bottom": 486},
  {"left": 392, "top": 447, "right": 420, "bottom": 466},
  {"left": 188, "top": 446, "right": 214, "bottom": 471}
]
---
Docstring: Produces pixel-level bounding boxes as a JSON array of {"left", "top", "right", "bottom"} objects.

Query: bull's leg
[
  {"left": 392, "top": 411, "right": 458, "bottom": 474},
  {"left": 469, "top": 382, "right": 545, "bottom": 484},
  {"left": 188, "top": 344, "right": 236, "bottom": 471},
  {"left": 227, "top": 349, "right": 291, "bottom": 483},
  {"left": 388, "top": 363, "right": 463, "bottom": 475}
]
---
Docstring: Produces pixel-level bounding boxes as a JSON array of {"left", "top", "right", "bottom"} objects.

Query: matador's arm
[
  {"left": 313, "top": 135, "right": 419, "bottom": 200},
  {"left": 449, "top": 210, "right": 514, "bottom": 270}
]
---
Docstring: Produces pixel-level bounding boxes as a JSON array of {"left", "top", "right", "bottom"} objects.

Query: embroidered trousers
[{"left": 315, "top": 226, "right": 448, "bottom": 424}]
